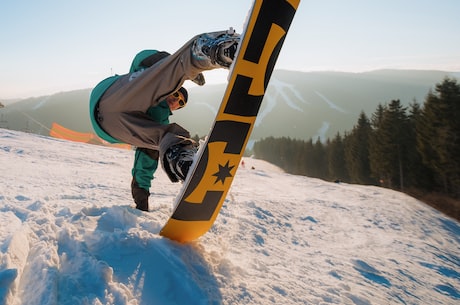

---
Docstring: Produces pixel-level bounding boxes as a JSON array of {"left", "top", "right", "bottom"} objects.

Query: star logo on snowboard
[{"left": 212, "top": 161, "right": 235, "bottom": 184}]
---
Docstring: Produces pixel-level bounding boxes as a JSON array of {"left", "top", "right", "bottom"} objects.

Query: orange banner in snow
[{"left": 49, "top": 122, "right": 131, "bottom": 150}]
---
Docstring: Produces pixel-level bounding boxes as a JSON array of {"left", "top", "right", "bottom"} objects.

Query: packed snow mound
[{"left": 0, "top": 129, "right": 459, "bottom": 305}]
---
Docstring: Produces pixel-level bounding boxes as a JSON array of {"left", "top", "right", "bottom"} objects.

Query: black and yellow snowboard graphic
[{"left": 161, "top": 0, "right": 300, "bottom": 242}]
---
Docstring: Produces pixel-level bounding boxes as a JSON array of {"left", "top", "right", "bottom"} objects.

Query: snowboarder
[
  {"left": 89, "top": 29, "right": 240, "bottom": 210},
  {"left": 127, "top": 50, "right": 190, "bottom": 211}
]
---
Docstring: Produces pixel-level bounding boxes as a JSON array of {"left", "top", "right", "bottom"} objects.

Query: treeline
[{"left": 253, "top": 78, "right": 460, "bottom": 199}]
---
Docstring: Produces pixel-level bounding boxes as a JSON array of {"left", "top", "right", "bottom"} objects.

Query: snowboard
[{"left": 160, "top": 0, "right": 300, "bottom": 242}]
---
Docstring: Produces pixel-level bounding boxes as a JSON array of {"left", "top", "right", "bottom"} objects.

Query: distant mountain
[
  {"left": 170, "top": 69, "right": 456, "bottom": 141},
  {"left": 0, "top": 98, "right": 22, "bottom": 106},
  {"left": 0, "top": 89, "right": 92, "bottom": 134},
  {"left": 1, "top": 69, "right": 457, "bottom": 142}
]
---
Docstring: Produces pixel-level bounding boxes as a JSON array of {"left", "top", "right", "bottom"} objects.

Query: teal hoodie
[
  {"left": 88, "top": 50, "right": 165, "bottom": 144},
  {"left": 89, "top": 75, "right": 121, "bottom": 143}
]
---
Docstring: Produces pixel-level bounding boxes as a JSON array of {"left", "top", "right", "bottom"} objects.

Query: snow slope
[{"left": 0, "top": 129, "right": 459, "bottom": 305}]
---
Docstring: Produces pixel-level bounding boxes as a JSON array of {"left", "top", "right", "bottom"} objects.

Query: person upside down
[{"left": 89, "top": 29, "right": 240, "bottom": 211}]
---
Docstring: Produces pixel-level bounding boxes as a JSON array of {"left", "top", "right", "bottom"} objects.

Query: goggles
[{"left": 172, "top": 92, "right": 186, "bottom": 108}]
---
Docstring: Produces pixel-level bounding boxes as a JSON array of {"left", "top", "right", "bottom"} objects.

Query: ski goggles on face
[{"left": 172, "top": 92, "right": 186, "bottom": 109}]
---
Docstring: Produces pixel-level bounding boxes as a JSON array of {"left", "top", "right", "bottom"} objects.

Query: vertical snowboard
[{"left": 160, "top": 0, "right": 300, "bottom": 242}]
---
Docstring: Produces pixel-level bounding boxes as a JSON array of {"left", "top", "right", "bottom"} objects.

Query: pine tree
[
  {"left": 407, "top": 101, "right": 434, "bottom": 188},
  {"left": 344, "top": 111, "right": 374, "bottom": 184},
  {"left": 369, "top": 104, "right": 387, "bottom": 185},
  {"left": 328, "top": 132, "right": 349, "bottom": 182},
  {"left": 312, "top": 137, "right": 328, "bottom": 179},
  {"left": 417, "top": 78, "right": 460, "bottom": 197},
  {"left": 370, "top": 100, "right": 411, "bottom": 189},
  {"left": 302, "top": 138, "right": 315, "bottom": 176}
]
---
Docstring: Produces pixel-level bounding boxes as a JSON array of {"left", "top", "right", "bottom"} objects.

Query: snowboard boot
[
  {"left": 165, "top": 143, "right": 197, "bottom": 181},
  {"left": 131, "top": 178, "right": 149, "bottom": 211},
  {"left": 192, "top": 28, "right": 240, "bottom": 69}
]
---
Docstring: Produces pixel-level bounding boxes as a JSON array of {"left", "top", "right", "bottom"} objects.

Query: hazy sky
[{"left": 1, "top": 0, "right": 459, "bottom": 99}]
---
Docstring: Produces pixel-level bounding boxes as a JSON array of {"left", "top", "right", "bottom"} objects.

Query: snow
[
  {"left": 1, "top": 128, "right": 459, "bottom": 305},
  {"left": 256, "top": 77, "right": 308, "bottom": 127},
  {"left": 314, "top": 91, "right": 348, "bottom": 114}
]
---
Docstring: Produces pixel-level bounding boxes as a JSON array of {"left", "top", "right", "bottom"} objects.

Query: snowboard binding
[
  {"left": 192, "top": 28, "right": 240, "bottom": 68},
  {"left": 165, "top": 142, "right": 197, "bottom": 182}
]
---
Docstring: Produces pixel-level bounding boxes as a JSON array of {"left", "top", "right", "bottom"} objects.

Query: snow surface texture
[{"left": 0, "top": 129, "right": 459, "bottom": 305}]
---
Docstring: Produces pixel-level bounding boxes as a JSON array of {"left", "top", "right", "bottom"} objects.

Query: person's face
[{"left": 166, "top": 91, "right": 186, "bottom": 111}]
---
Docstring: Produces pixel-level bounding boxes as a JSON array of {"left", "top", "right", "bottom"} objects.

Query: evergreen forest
[{"left": 253, "top": 78, "right": 460, "bottom": 219}]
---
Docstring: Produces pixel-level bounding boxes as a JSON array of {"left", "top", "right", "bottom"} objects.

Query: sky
[
  {"left": 1, "top": 128, "right": 459, "bottom": 304},
  {"left": 1, "top": 0, "right": 460, "bottom": 99}
]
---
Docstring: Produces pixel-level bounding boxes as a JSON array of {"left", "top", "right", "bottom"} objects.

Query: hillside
[
  {"left": 0, "top": 69, "right": 456, "bottom": 142},
  {"left": 1, "top": 128, "right": 459, "bottom": 304}
]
